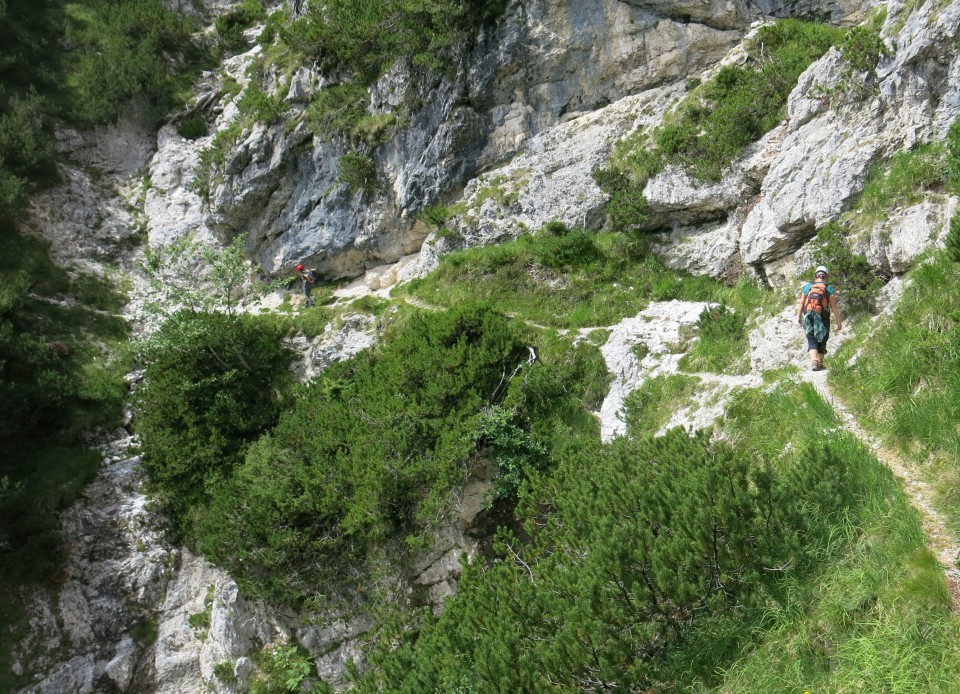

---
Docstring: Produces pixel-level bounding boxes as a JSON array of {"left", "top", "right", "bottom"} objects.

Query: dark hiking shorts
[{"left": 806, "top": 331, "right": 829, "bottom": 355}]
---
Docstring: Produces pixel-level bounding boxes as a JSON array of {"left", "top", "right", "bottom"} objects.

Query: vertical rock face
[
  {"left": 140, "top": 0, "right": 958, "bottom": 291},
  {"left": 736, "top": 0, "right": 960, "bottom": 280},
  {"left": 144, "top": 0, "right": 767, "bottom": 280},
  {"left": 14, "top": 435, "right": 177, "bottom": 694}
]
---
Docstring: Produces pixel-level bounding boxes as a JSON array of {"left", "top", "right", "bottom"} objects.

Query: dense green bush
[
  {"left": 532, "top": 227, "right": 601, "bottom": 269},
  {"left": 236, "top": 83, "right": 285, "bottom": 124},
  {"left": 338, "top": 152, "right": 377, "bottom": 194},
  {"left": 590, "top": 166, "right": 649, "bottom": 231},
  {"left": 0, "top": 90, "right": 57, "bottom": 210},
  {"left": 64, "top": 0, "right": 204, "bottom": 125},
  {"left": 183, "top": 304, "right": 533, "bottom": 602},
  {"left": 357, "top": 416, "right": 864, "bottom": 691},
  {"left": 176, "top": 112, "right": 209, "bottom": 140},
  {"left": 250, "top": 642, "right": 327, "bottom": 694},
  {"left": 0, "top": 229, "right": 127, "bottom": 445},
  {"left": 135, "top": 311, "right": 294, "bottom": 522},
  {"left": 0, "top": 2, "right": 61, "bottom": 94},
  {"left": 476, "top": 404, "right": 547, "bottom": 503},
  {"left": 215, "top": 0, "right": 266, "bottom": 53}
]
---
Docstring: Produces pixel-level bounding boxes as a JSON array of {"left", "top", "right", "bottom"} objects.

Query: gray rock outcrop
[{"left": 143, "top": 0, "right": 795, "bottom": 280}]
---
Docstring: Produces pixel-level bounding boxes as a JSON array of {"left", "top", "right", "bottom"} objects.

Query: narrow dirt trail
[{"left": 803, "top": 369, "right": 960, "bottom": 608}]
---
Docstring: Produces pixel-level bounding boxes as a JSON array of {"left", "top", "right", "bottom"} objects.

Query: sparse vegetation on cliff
[
  {"left": 594, "top": 20, "right": 846, "bottom": 229},
  {"left": 832, "top": 255, "right": 960, "bottom": 532}
]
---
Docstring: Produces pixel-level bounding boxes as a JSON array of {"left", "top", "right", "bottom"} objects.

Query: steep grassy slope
[{"left": 832, "top": 256, "right": 960, "bottom": 536}]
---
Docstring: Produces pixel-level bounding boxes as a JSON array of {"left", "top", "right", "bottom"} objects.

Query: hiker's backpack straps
[{"left": 803, "top": 281, "right": 830, "bottom": 316}]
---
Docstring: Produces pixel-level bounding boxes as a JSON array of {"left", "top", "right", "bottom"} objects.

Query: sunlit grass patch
[
  {"left": 400, "top": 230, "right": 737, "bottom": 329},
  {"left": 832, "top": 254, "right": 960, "bottom": 532},
  {"left": 678, "top": 304, "right": 750, "bottom": 375},
  {"left": 696, "top": 379, "right": 960, "bottom": 692},
  {"left": 621, "top": 374, "right": 702, "bottom": 435},
  {"left": 711, "top": 500, "right": 959, "bottom": 693}
]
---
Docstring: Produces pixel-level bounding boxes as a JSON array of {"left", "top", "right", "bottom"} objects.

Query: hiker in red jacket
[
  {"left": 797, "top": 266, "right": 843, "bottom": 371},
  {"left": 296, "top": 263, "right": 317, "bottom": 307}
]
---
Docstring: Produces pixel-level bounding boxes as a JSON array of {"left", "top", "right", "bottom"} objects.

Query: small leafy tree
[
  {"left": 476, "top": 404, "right": 546, "bottom": 503},
  {"left": 140, "top": 236, "right": 272, "bottom": 318},
  {"left": 338, "top": 152, "right": 377, "bottom": 194}
]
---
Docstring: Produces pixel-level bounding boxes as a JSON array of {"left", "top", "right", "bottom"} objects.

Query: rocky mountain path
[
  {"left": 803, "top": 368, "right": 960, "bottom": 610},
  {"left": 396, "top": 294, "right": 558, "bottom": 331}
]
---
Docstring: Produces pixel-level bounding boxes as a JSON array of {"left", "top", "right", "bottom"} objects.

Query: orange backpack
[{"left": 803, "top": 281, "right": 829, "bottom": 315}]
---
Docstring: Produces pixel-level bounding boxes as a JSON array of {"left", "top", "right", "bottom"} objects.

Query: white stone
[
  {"left": 864, "top": 199, "right": 954, "bottom": 274},
  {"left": 19, "top": 655, "right": 95, "bottom": 694},
  {"left": 285, "top": 313, "right": 378, "bottom": 381},
  {"left": 104, "top": 637, "right": 137, "bottom": 691},
  {"left": 595, "top": 300, "right": 717, "bottom": 442}
]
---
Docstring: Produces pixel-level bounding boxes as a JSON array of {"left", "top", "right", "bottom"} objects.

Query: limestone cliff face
[
  {"left": 144, "top": 0, "right": 957, "bottom": 295},
  {"left": 421, "top": 0, "right": 959, "bottom": 287},
  {"left": 146, "top": 0, "right": 848, "bottom": 280}
]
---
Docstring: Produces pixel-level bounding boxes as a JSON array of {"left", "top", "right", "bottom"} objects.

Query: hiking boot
[{"left": 811, "top": 362, "right": 822, "bottom": 372}]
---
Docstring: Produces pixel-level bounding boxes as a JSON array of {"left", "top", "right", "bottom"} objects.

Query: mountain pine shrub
[
  {"left": 186, "top": 304, "right": 535, "bottom": 602},
  {"left": 135, "top": 311, "right": 294, "bottom": 523},
  {"left": 215, "top": 0, "right": 267, "bottom": 53},
  {"left": 357, "top": 411, "right": 866, "bottom": 691}
]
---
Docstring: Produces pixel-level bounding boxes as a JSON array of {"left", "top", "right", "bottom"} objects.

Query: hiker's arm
[
  {"left": 796, "top": 290, "right": 805, "bottom": 324},
  {"left": 830, "top": 294, "right": 843, "bottom": 331}
]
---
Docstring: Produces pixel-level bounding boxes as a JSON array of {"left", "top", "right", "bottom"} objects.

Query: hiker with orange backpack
[{"left": 797, "top": 266, "right": 843, "bottom": 371}]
